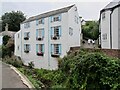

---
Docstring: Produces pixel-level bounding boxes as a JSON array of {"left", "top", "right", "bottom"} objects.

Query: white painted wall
[
  {"left": 14, "top": 30, "right": 22, "bottom": 57},
  {"left": 0, "top": 36, "right": 3, "bottom": 45},
  {"left": 14, "top": 5, "right": 81, "bottom": 70},
  {"left": 68, "top": 5, "right": 81, "bottom": 48},
  {"left": 101, "top": 11, "right": 111, "bottom": 49},
  {"left": 112, "top": 7, "right": 118, "bottom": 49},
  {"left": 100, "top": 6, "right": 120, "bottom": 49},
  {"left": 118, "top": 7, "right": 120, "bottom": 49}
]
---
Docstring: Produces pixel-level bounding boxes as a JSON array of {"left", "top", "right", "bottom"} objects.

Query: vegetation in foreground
[
  {"left": 1, "top": 35, "right": 120, "bottom": 90},
  {"left": 3, "top": 49, "right": 120, "bottom": 90}
]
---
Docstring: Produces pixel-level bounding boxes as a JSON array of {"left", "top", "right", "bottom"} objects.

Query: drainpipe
[
  {"left": 48, "top": 17, "right": 50, "bottom": 69},
  {"left": 110, "top": 9, "right": 113, "bottom": 49}
]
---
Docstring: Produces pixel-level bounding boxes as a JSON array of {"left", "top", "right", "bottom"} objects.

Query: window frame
[
  {"left": 69, "top": 27, "right": 73, "bottom": 36},
  {"left": 24, "top": 22, "right": 30, "bottom": 28},
  {"left": 51, "top": 44, "right": 61, "bottom": 55},
  {"left": 102, "top": 12, "right": 105, "bottom": 20},
  {"left": 102, "top": 33, "right": 107, "bottom": 41},
  {"left": 50, "top": 14, "right": 61, "bottom": 22},
  {"left": 36, "top": 28, "right": 44, "bottom": 40},
  {"left": 51, "top": 26, "right": 61, "bottom": 40},
  {"left": 36, "top": 18, "right": 44, "bottom": 25},
  {"left": 36, "top": 44, "right": 44, "bottom": 56},
  {"left": 24, "top": 44, "right": 30, "bottom": 53}
]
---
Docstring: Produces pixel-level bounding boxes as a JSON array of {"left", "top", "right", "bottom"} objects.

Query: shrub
[
  {"left": 17, "top": 49, "right": 120, "bottom": 89},
  {"left": 28, "top": 61, "right": 34, "bottom": 69},
  {"left": 2, "top": 56, "right": 23, "bottom": 68},
  {"left": 59, "top": 51, "right": 120, "bottom": 89}
]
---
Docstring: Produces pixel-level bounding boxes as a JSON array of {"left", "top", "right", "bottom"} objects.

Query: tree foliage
[
  {"left": 82, "top": 21, "right": 99, "bottom": 40},
  {"left": 1, "top": 35, "right": 14, "bottom": 58},
  {"left": 3, "top": 35, "right": 11, "bottom": 45},
  {"left": 2, "top": 11, "right": 26, "bottom": 32}
]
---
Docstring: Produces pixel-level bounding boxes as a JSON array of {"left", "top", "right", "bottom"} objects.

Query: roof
[
  {"left": 0, "top": 31, "right": 16, "bottom": 37},
  {"left": 101, "top": 0, "right": 120, "bottom": 12},
  {"left": 23, "top": 4, "right": 75, "bottom": 23},
  {"left": 104, "top": 0, "right": 120, "bottom": 9}
]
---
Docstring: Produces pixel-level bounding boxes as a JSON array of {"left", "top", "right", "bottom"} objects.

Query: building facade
[
  {"left": 14, "top": 5, "right": 81, "bottom": 70},
  {"left": 99, "top": 0, "right": 120, "bottom": 49}
]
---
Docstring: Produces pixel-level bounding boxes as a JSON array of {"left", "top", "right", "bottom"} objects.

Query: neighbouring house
[
  {"left": 99, "top": 0, "right": 120, "bottom": 49},
  {"left": 81, "top": 19, "right": 86, "bottom": 25},
  {"left": 0, "top": 23, "right": 16, "bottom": 45},
  {"left": 14, "top": 5, "right": 81, "bottom": 70}
]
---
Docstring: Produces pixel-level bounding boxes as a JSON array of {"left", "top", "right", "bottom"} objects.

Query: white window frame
[
  {"left": 36, "top": 28, "right": 44, "bottom": 40},
  {"left": 69, "top": 27, "right": 73, "bottom": 36},
  {"left": 102, "top": 33, "right": 107, "bottom": 41},
  {"left": 102, "top": 12, "right": 105, "bottom": 19},
  {"left": 24, "top": 32, "right": 30, "bottom": 38},
  {"left": 51, "top": 26, "right": 61, "bottom": 39},
  {"left": 24, "top": 22, "right": 30, "bottom": 28},
  {"left": 18, "top": 34, "right": 19, "bottom": 38},
  {"left": 51, "top": 14, "right": 61, "bottom": 22},
  {"left": 51, "top": 44, "right": 61, "bottom": 55},
  {"left": 24, "top": 44, "right": 30, "bottom": 51}
]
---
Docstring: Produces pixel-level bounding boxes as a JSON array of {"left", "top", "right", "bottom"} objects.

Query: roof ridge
[{"left": 23, "top": 4, "right": 75, "bottom": 23}]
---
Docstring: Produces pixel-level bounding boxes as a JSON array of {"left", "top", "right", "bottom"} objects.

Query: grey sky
[{"left": 1, "top": 0, "right": 113, "bottom": 20}]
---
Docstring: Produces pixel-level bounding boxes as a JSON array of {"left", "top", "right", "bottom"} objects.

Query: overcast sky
[{"left": 1, "top": 0, "right": 114, "bottom": 20}]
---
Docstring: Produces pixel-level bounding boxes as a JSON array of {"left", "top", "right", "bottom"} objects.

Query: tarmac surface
[{"left": 0, "top": 62, "right": 29, "bottom": 89}]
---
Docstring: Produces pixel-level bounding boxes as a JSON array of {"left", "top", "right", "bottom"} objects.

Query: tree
[
  {"left": 2, "top": 11, "right": 26, "bottom": 32},
  {"left": 2, "top": 35, "right": 14, "bottom": 58},
  {"left": 82, "top": 21, "right": 99, "bottom": 40},
  {"left": 3, "top": 35, "right": 11, "bottom": 45}
]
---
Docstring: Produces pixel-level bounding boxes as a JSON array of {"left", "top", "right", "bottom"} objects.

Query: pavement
[{"left": 0, "top": 61, "right": 34, "bottom": 90}]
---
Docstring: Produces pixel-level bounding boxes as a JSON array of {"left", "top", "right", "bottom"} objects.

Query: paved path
[{"left": 0, "top": 62, "right": 29, "bottom": 89}]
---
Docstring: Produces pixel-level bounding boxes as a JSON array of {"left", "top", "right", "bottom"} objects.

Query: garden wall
[{"left": 69, "top": 47, "right": 120, "bottom": 59}]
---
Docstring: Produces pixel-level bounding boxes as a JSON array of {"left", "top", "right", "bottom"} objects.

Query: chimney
[{"left": 5, "top": 23, "right": 8, "bottom": 31}]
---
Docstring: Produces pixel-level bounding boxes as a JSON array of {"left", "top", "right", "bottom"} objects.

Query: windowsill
[
  {"left": 24, "top": 50, "right": 29, "bottom": 53},
  {"left": 51, "top": 54, "right": 60, "bottom": 57},
  {"left": 36, "top": 23, "right": 44, "bottom": 25},
  {"left": 37, "top": 52, "right": 44, "bottom": 56},
  {"left": 24, "top": 37, "right": 29, "bottom": 40},
  {"left": 36, "top": 37, "right": 43, "bottom": 41},
  {"left": 51, "top": 36, "right": 60, "bottom": 40},
  {"left": 102, "top": 40, "right": 108, "bottom": 42},
  {"left": 51, "top": 20, "right": 61, "bottom": 22}
]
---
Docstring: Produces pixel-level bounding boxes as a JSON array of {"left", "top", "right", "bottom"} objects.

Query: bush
[
  {"left": 18, "top": 50, "right": 120, "bottom": 89},
  {"left": 59, "top": 51, "right": 120, "bottom": 89},
  {"left": 28, "top": 61, "right": 34, "bottom": 69},
  {"left": 1, "top": 45, "right": 12, "bottom": 58},
  {"left": 2, "top": 56, "right": 23, "bottom": 68}
]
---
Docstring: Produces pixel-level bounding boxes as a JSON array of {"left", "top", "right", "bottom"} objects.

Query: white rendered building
[
  {"left": 14, "top": 5, "right": 81, "bottom": 70},
  {"left": 99, "top": 0, "right": 120, "bottom": 49}
]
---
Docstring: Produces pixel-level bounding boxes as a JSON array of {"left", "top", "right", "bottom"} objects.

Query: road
[{"left": 0, "top": 61, "right": 29, "bottom": 89}]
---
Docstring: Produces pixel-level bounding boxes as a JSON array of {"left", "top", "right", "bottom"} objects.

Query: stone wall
[{"left": 70, "top": 47, "right": 120, "bottom": 59}]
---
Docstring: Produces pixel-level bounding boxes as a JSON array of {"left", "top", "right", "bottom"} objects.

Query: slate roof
[
  {"left": 101, "top": 0, "right": 120, "bottom": 12},
  {"left": 104, "top": 0, "right": 120, "bottom": 9},
  {"left": 22, "top": 4, "right": 75, "bottom": 23}
]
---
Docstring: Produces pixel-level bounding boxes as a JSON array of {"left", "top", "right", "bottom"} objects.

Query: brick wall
[{"left": 69, "top": 47, "right": 120, "bottom": 59}]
